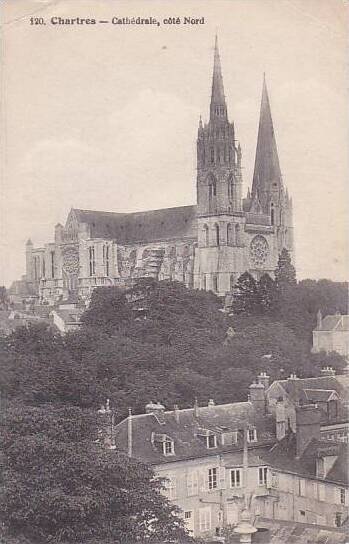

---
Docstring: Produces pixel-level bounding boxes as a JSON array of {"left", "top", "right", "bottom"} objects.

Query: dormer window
[
  {"left": 221, "top": 431, "right": 238, "bottom": 445},
  {"left": 152, "top": 433, "right": 175, "bottom": 456},
  {"left": 247, "top": 428, "right": 257, "bottom": 443},
  {"left": 207, "top": 434, "right": 217, "bottom": 449},
  {"left": 164, "top": 438, "right": 175, "bottom": 456}
]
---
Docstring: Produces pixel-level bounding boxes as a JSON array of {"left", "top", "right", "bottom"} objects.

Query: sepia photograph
[{"left": 0, "top": 1, "right": 348, "bottom": 543}]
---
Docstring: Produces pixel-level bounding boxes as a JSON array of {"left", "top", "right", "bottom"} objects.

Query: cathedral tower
[
  {"left": 194, "top": 37, "right": 246, "bottom": 295},
  {"left": 250, "top": 76, "right": 293, "bottom": 255},
  {"left": 197, "top": 36, "right": 242, "bottom": 216}
]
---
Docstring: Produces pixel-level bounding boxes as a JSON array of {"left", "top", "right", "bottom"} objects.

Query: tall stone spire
[
  {"left": 251, "top": 75, "right": 282, "bottom": 212},
  {"left": 210, "top": 35, "right": 227, "bottom": 118}
]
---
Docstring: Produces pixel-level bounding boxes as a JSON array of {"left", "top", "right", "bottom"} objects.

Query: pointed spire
[
  {"left": 210, "top": 35, "right": 226, "bottom": 109},
  {"left": 251, "top": 75, "right": 282, "bottom": 211}
]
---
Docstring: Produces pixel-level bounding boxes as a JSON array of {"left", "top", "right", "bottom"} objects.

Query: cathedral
[{"left": 18, "top": 37, "right": 294, "bottom": 304}]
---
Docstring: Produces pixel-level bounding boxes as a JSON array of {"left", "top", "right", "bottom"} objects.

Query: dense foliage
[
  {"left": 0, "top": 267, "right": 347, "bottom": 543},
  {"left": 0, "top": 404, "right": 188, "bottom": 544}
]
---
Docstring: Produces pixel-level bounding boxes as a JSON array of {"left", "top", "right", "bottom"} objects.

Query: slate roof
[
  {"left": 72, "top": 206, "right": 197, "bottom": 244},
  {"left": 315, "top": 315, "right": 349, "bottom": 332},
  {"left": 272, "top": 375, "right": 349, "bottom": 404},
  {"left": 303, "top": 389, "right": 339, "bottom": 403},
  {"left": 251, "top": 518, "right": 349, "bottom": 544},
  {"left": 114, "top": 401, "right": 276, "bottom": 465},
  {"left": 262, "top": 434, "right": 348, "bottom": 486}
]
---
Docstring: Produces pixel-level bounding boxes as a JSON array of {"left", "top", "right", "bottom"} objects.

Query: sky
[{"left": 1, "top": 0, "right": 348, "bottom": 286}]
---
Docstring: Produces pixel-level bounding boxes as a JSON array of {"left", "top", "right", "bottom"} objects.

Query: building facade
[
  {"left": 15, "top": 38, "right": 293, "bottom": 304},
  {"left": 113, "top": 374, "right": 348, "bottom": 540},
  {"left": 312, "top": 311, "right": 349, "bottom": 358}
]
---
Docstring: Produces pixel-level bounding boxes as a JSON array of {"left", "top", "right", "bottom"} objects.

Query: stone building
[
  {"left": 266, "top": 368, "right": 349, "bottom": 444},
  {"left": 15, "top": 37, "right": 293, "bottom": 304},
  {"left": 113, "top": 374, "right": 348, "bottom": 540},
  {"left": 312, "top": 311, "right": 349, "bottom": 358}
]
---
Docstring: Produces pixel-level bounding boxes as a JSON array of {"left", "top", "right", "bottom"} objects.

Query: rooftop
[
  {"left": 114, "top": 401, "right": 275, "bottom": 465},
  {"left": 315, "top": 314, "right": 349, "bottom": 332},
  {"left": 71, "top": 205, "right": 197, "bottom": 244}
]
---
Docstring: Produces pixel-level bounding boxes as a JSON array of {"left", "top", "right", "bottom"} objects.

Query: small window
[
  {"left": 230, "top": 468, "right": 242, "bottom": 488},
  {"left": 248, "top": 428, "right": 257, "bottom": 442},
  {"left": 207, "top": 434, "right": 217, "bottom": 449},
  {"left": 340, "top": 488, "right": 346, "bottom": 505},
  {"left": 258, "top": 466, "right": 268, "bottom": 486},
  {"left": 165, "top": 476, "right": 177, "bottom": 500},
  {"left": 163, "top": 439, "right": 174, "bottom": 456},
  {"left": 185, "top": 511, "right": 192, "bottom": 519},
  {"left": 299, "top": 479, "right": 306, "bottom": 497},
  {"left": 215, "top": 224, "right": 220, "bottom": 246},
  {"left": 213, "top": 275, "right": 218, "bottom": 293},
  {"left": 208, "top": 467, "right": 218, "bottom": 490},
  {"left": 199, "top": 507, "right": 211, "bottom": 532},
  {"left": 187, "top": 471, "right": 198, "bottom": 496},
  {"left": 300, "top": 510, "right": 306, "bottom": 517}
]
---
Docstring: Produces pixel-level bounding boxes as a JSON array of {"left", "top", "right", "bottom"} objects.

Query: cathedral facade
[{"left": 20, "top": 38, "right": 293, "bottom": 304}]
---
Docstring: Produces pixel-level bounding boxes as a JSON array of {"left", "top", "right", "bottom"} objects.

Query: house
[
  {"left": 312, "top": 311, "right": 349, "bottom": 357},
  {"left": 114, "top": 378, "right": 348, "bottom": 539},
  {"left": 266, "top": 368, "right": 349, "bottom": 443}
]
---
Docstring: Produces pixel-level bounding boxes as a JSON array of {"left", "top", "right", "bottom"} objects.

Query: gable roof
[
  {"left": 263, "top": 434, "right": 348, "bottom": 486},
  {"left": 303, "top": 389, "right": 339, "bottom": 403},
  {"left": 114, "top": 401, "right": 275, "bottom": 465},
  {"left": 71, "top": 206, "right": 197, "bottom": 244},
  {"left": 315, "top": 315, "right": 349, "bottom": 332},
  {"left": 270, "top": 375, "right": 349, "bottom": 405}
]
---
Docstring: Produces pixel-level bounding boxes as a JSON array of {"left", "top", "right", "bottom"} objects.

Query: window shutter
[
  {"left": 219, "top": 466, "right": 226, "bottom": 489},
  {"left": 266, "top": 469, "right": 272, "bottom": 488},
  {"left": 200, "top": 469, "right": 208, "bottom": 492}
]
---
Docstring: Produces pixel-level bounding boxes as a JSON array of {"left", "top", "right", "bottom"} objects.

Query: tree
[
  {"left": 231, "top": 272, "right": 259, "bottom": 315},
  {"left": 258, "top": 273, "right": 277, "bottom": 313},
  {"left": 0, "top": 404, "right": 190, "bottom": 544},
  {"left": 275, "top": 248, "right": 297, "bottom": 289}
]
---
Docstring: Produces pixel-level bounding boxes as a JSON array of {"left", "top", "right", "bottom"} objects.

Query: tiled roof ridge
[
  {"left": 73, "top": 204, "right": 196, "bottom": 218},
  {"left": 117, "top": 400, "right": 253, "bottom": 423}
]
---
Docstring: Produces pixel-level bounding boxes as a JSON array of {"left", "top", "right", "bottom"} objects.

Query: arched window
[
  {"left": 103, "top": 244, "right": 110, "bottom": 276},
  {"left": 230, "top": 274, "right": 235, "bottom": 291},
  {"left": 227, "top": 223, "right": 233, "bottom": 246},
  {"left": 208, "top": 179, "right": 217, "bottom": 198},
  {"left": 213, "top": 275, "right": 218, "bottom": 292},
  {"left": 235, "top": 224, "right": 240, "bottom": 246},
  {"left": 215, "top": 224, "right": 220, "bottom": 246},
  {"left": 210, "top": 147, "right": 214, "bottom": 164},
  {"left": 271, "top": 203, "right": 275, "bottom": 225},
  {"left": 202, "top": 275, "right": 207, "bottom": 290},
  {"left": 89, "top": 246, "right": 95, "bottom": 276},
  {"left": 203, "top": 224, "right": 209, "bottom": 247}
]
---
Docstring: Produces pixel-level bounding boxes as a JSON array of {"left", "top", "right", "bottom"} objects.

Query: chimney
[
  {"left": 174, "top": 404, "right": 180, "bottom": 424},
  {"left": 208, "top": 398, "right": 215, "bottom": 407},
  {"left": 320, "top": 366, "right": 335, "bottom": 377},
  {"left": 145, "top": 401, "right": 165, "bottom": 417},
  {"left": 317, "top": 309, "right": 322, "bottom": 329},
  {"left": 249, "top": 381, "right": 266, "bottom": 413},
  {"left": 276, "top": 398, "right": 287, "bottom": 441},
  {"left": 257, "top": 371, "right": 270, "bottom": 390},
  {"left": 288, "top": 373, "right": 298, "bottom": 381},
  {"left": 296, "top": 404, "right": 321, "bottom": 458}
]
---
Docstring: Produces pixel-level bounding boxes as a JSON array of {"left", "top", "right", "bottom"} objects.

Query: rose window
[{"left": 250, "top": 235, "right": 269, "bottom": 267}]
